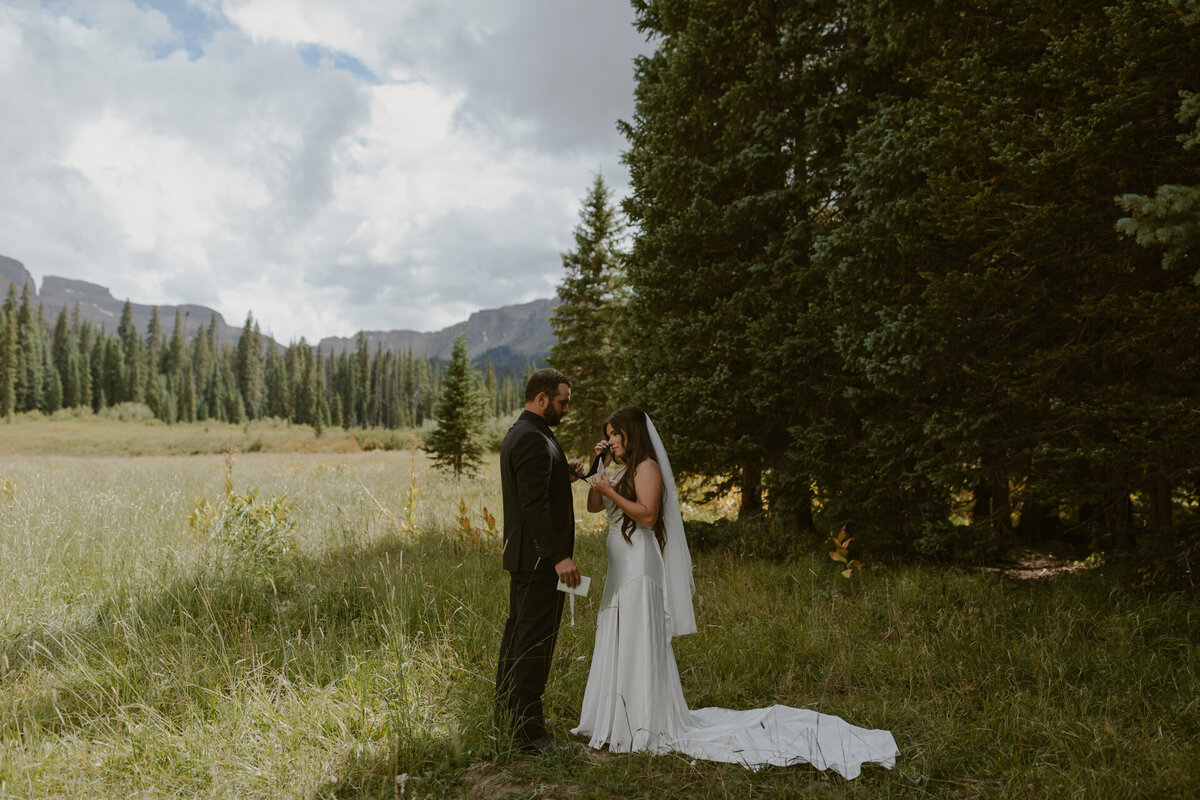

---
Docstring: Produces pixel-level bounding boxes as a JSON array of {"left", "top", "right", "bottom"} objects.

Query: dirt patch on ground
[
  {"left": 977, "top": 547, "right": 1096, "bottom": 580},
  {"left": 455, "top": 763, "right": 531, "bottom": 800},
  {"left": 457, "top": 757, "right": 592, "bottom": 800}
]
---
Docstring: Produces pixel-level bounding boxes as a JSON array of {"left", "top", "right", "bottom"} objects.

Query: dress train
[{"left": 571, "top": 502, "right": 898, "bottom": 779}]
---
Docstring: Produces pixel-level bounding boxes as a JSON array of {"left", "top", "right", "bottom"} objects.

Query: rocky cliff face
[
  {"left": 0, "top": 255, "right": 36, "bottom": 296},
  {"left": 1, "top": 256, "right": 241, "bottom": 343},
  {"left": 318, "top": 297, "right": 556, "bottom": 364}
]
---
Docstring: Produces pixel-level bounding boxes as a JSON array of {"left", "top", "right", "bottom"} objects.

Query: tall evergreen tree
[
  {"left": 100, "top": 334, "right": 124, "bottom": 411},
  {"left": 549, "top": 174, "right": 627, "bottom": 452},
  {"left": 620, "top": 0, "right": 860, "bottom": 521},
  {"left": 235, "top": 314, "right": 264, "bottom": 419},
  {"left": 165, "top": 310, "right": 186, "bottom": 377},
  {"left": 116, "top": 300, "right": 146, "bottom": 405},
  {"left": 0, "top": 286, "right": 17, "bottom": 419},
  {"left": 263, "top": 342, "right": 290, "bottom": 420},
  {"left": 41, "top": 328, "right": 62, "bottom": 413},
  {"left": 484, "top": 356, "right": 498, "bottom": 419},
  {"left": 144, "top": 307, "right": 165, "bottom": 418},
  {"left": 1115, "top": 2, "right": 1200, "bottom": 283},
  {"left": 424, "top": 332, "right": 486, "bottom": 477},
  {"left": 14, "top": 285, "right": 43, "bottom": 412},
  {"left": 51, "top": 307, "right": 82, "bottom": 408},
  {"left": 77, "top": 315, "right": 94, "bottom": 412},
  {"left": 354, "top": 332, "right": 370, "bottom": 426}
]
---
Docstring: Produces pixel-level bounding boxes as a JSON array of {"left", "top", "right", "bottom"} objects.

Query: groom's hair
[{"left": 525, "top": 368, "right": 571, "bottom": 402}]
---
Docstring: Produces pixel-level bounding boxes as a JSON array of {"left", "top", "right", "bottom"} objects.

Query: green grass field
[{"left": 1, "top": 419, "right": 1197, "bottom": 798}]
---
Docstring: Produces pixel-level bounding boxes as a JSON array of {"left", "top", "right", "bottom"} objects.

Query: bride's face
[{"left": 604, "top": 424, "right": 627, "bottom": 461}]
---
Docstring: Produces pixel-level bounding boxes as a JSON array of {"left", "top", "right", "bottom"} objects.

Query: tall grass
[
  {"left": 0, "top": 451, "right": 1196, "bottom": 798},
  {"left": 0, "top": 412, "right": 422, "bottom": 457}
]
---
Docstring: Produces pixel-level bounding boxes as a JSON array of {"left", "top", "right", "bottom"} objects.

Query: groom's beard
[{"left": 544, "top": 407, "right": 563, "bottom": 426}]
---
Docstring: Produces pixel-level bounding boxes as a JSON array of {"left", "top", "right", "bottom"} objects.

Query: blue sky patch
[
  {"left": 296, "top": 43, "right": 379, "bottom": 84},
  {"left": 134, "top": 0, "right": 231, "bottom": 60}
]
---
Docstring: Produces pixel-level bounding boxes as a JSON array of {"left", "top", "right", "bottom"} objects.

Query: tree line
[
  {"left": 548, "top": 0, "right": 1200, "bottom": 557},
  {"left": 0, "top": 284, "right": 526, "bottom": 431}
]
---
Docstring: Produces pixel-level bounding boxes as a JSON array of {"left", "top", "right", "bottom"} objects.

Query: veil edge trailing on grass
[{"left": 645, "top": 414, "right": 696, "bottom": 638}]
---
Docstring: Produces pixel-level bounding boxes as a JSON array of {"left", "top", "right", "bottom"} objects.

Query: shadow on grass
[
  {"left": 0, "top": 532, "right": 491, "bottom": 740},
  {"left": 313, "top": 734, "right": 882, "bottom": 800}
]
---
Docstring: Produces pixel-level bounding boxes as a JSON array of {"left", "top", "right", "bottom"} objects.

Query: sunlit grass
[{"left": 0, "top": 448, "right": 1196, "bottom": 798}]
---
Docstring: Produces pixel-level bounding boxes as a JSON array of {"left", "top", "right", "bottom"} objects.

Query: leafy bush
[
  {"left": 352, "top": 430, "right": 421, "bottom": 451},
  {"left": 186, "top": 455, "right": 296, "bottom": 570},
  {"left": 98, "top": 402, "right": 157, "bottom": 423}
]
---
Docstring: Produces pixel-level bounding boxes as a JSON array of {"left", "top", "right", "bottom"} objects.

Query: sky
[{"left": 0, "top": 0, "right": 653, "bottom": 342}]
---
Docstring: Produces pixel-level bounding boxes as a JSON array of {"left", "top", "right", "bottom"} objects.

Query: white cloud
[{"left": 0, "top": 0, "right": 652, "bottom": 342}]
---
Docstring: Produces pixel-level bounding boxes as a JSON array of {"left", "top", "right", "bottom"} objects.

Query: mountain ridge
[{"left": 0, "top": 255, "right": 556, "bottom": 368}]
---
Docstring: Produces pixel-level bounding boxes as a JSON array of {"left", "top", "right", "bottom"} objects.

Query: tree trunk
[
  {"left": 972, "top": 460, "right": 1012, "bottom": 542},
  {"left": 1148, "top": 478, "right": 1173, "bottom": 530},
  {"left": 738, "top": 462, "right": 763, "bottom": 520},
  {"left": 970, "top": 477, "right": 993, "bottom": 527},
  {"left": 989, "top": 469, "right": 1014, "bottom": 541},
  {"left": 1103, "top": 468, "right": 1136, "bottom": 550}
]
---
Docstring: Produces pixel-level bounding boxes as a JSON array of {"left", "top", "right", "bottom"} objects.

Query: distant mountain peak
[{"left": 318, "top": 297, "right": 557, "bottom": 369}]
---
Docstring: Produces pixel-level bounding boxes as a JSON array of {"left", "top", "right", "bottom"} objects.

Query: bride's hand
[
  {"left": 594, "top": 440, "right": 611, "bottom": 465},
  {"left": 590, "top": 470, "right": 613, "bottom": 497}
]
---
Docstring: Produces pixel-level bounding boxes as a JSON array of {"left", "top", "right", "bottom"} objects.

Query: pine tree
[
  {"left": 144, "top": 307, "right": 164, "bottom": 417},
  {"left": 401, "top": 345, "right": 417, "bottom": 427},
  {"left": 116, "top": 300, "right": 145, "bottom": 405},
  {"left": 236, "top": 314, "right": 264, "bottom": 419},
  {"left": 416, "top": 356, "right": 434, "bottom": 425},
  {"left": 620, "top": 0, "right": 859, "bottom": 520},
  {"left": 1116, "top": 87, "right": 1200, "bottom": 280},
  {"left": 191, "top": 320, "right": 213, "bottom": 420},
  {"left": 813, "top": 0, "right": 1200, "bottom": 550},
  {"left": 77, "top": 316, "right": 94, "bottom": 412},
  {"left": 313, "top": 346, "right": 330, "bottom": 434},
  {"left": 0, "top": 287, "right": 16, "bottom": 419},
  {"left": 100, "top": 334, "right": 124, "bottom": 412},
  {"left": 424, "top": 332, "right": 486, "bottom": 477},
  {"left": 484, "top": 356, "right": 498, "bottom": 419},
  {"left": 217, "top": 349, "right": 244, "bottom": 423},
  {"left": 263, "top": 342, "right": 290, "bottom": 420},
  {"left": 180, "top": 364, "right": 197, "bottom": 423},
  {"left": 165, "top": 310, "right": 186, "bottom": 377},
  {"left": 42, "top": 333, "right": 62, "bottom": 414},
  {"left": 14, "top": 285, "right": 42, "bottom": 412},
  {"left": 354, "top": 332, "right": 370, "bottom": 426},
  {"left": 52, "top": 307, "right": 82, "bottom": 408},
  {"left": 548, "top": 174, "right": 626, "bottom": 452}
]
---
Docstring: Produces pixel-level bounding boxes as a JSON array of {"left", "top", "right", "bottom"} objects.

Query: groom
[{"left": 495, "top": 368, "right": 583, "bottom": 754}]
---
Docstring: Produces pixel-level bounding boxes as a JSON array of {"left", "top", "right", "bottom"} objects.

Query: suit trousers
[{"left": 495, "top": 569, "right": 565, "bottom": 743}]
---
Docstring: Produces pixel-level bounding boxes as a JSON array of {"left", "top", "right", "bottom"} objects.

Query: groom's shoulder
[
  {"left": 504, "top": 414, "right": 553, "bottom": 456},
  {"left": 502, "top": 415, "right": 536, "bottom": 447}
]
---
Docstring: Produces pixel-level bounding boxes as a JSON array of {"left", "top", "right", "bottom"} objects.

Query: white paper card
[{"left": 556, "top": 575, "right": 591, "bottom": 597}]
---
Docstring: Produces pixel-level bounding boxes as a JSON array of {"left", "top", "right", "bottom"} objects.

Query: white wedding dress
[{"left": 571, "top": 420, "right": 899, "bottom": 779}]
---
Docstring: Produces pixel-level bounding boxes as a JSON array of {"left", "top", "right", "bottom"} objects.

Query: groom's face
[{"left": 542, "top": 383, "right": 571, "bottom": 426}]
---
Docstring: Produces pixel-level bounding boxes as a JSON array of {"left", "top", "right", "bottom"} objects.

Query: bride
[{"left": 570, "top": 406, "right": 899, "bottom": 779}]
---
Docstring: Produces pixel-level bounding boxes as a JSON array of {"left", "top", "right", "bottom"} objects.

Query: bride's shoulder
[{"left": 634, "top": 458, "right": 662, "bottom": 482}]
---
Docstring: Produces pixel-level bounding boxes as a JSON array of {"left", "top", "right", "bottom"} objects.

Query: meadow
[{"left": 0, "top": 418, "right": 1197, "bottom": 798}]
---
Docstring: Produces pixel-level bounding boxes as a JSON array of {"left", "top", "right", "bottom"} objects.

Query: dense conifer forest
[{"left": 0, "top": 284, "right": 525, "bottom": 432}]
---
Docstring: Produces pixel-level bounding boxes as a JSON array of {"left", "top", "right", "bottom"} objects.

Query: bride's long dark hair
[{"left": 605, "top": 406, "right": 666, "bottom": 549}]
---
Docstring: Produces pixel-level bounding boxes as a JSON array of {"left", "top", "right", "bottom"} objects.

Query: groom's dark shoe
[{"left": 519, "top": 734, "right": 567, "bottom": 756}]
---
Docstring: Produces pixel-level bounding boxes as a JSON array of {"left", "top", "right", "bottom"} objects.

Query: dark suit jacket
[{"left": 500, "top": 410, "right": 575, "bottom": 572}]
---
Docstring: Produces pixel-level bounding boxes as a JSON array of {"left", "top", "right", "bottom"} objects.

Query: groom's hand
[
  {"left": 567, "top": 459, "right": 585, "bottom": 482},
  {"left": 555, "top": 557, "right": 581, "bottom": 588}
]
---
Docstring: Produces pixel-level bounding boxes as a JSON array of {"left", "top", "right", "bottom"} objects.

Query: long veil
[{"left": 645, "top": 415, "right": 696, "bottom": 637}]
